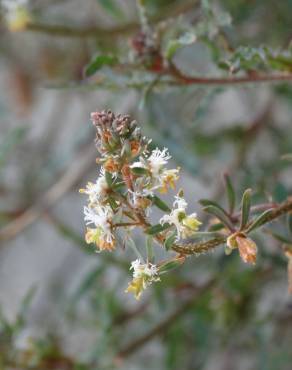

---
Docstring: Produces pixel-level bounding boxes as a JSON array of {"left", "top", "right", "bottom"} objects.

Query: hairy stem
[{"left": 173, "top": 198, "right": 292, "bottom": 255}]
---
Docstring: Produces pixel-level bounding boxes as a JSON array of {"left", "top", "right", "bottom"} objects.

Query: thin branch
[
  {"left": 24, "top": 0, "right": 199, "bottom": 39},
  {"left": 167, "top": 64, "right": 292, "bottom": 85},
  {"left": 173, "top": 198, "right": 292, "bottom": 255},
  {"left": 0, "top": 146, "right": 96, "bottom": 243},
  {"left": 116, "top": 279, "right": 215, "bottom": 360}
]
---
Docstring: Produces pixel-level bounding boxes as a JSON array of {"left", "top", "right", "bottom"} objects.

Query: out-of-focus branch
[
  {"left": 0, "top": 145, "right": 96, "bottom": 243},
  {"left": 24, "top": 0, "right": 199, "bottom": 39},
  {"left": 116, "top": 279, "right": 215, "bottom": 360},
  {"left": 168, "top": 64, "right": 292, "bottom": 85}
]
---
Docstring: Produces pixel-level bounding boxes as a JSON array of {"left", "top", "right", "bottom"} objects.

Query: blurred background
[{"left": 0, "top": 0, "right": 292, "bottom": 369}]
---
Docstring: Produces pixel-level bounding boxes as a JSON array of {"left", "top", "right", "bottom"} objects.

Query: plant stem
[
  {"left": 167, "top": 63, "right": 292, "bottom": 86},
  {"left": 173, "top": 198, "right": 292, "bottom": 255},
  {"left": 24, "top": 0, "right": 199, "bottom": 39}
]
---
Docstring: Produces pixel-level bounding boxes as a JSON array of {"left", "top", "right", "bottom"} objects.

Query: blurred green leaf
[
  {"left": 84, "top": 55, "right": 119, "bottom": 77},
  {"left": 71, "top": 266, "right": 105, "bottom": 303},
  {"left": 158, "top": 257, "right": 184, "bottom": 274},
  {"left": 97, "top": 0, "right": 124, "bottom": 19}
]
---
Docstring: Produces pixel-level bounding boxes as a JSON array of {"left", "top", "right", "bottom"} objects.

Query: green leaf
[
  {"left": 265, "top": 230, "right": 292, "bottom": 244},
  {"left": 208, "top": 222, "right": 225, "bottom": 231},
  {"left": 246, "top": 209, "right": 274, "bottom": 233},
  {"left": 150, "top": 195, "right": 171, "bottom": 213},
  {"left": 84, "top": 55, "right": 119, "bottom": 77},
  {"left": 145, "top": 223, "right": 171, "bottom": 235},
  {"left": 97, "top": 0, "right": 124, "bottom": 19},
  {"left": 199, "top": 199, "right": 229, "bottom": 217},
  {"left": 130, "top": 166, "right": 149, "bottom": 176},
  {"left": 223, "top": 173, "right": 236, "bottom": 214},
  {"left": 240, "top": 189, "right": 252, "bottom": 230},
  {"left": 203, "top": 205, "right": 234, "bottom": 230},
  {"left": 71, "top": 266, "right": 104, "bottom": 303},
  {"left": 165, "top": 32, "right": 197, "bottom": 60},
  {"left": 14, "top": 286, "right": 37, "bottom": 331},
  {"left": 164, "top": 231, "right": 177, "bottom": 251},
  {"left": 105, "top": 171, "right": 113, "bottom": 187},
  {"left": 146, "top": 236, "right": 154, "bottom": 263},
  {"left": 158, "top": 257, "right": 185, "bottom": 274}
]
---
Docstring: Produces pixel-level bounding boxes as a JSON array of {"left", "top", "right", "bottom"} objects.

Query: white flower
[
  {"left": 160, "top": 195, "right": 201, "bottom": 240},
  {"left": 84, "top": 205, "right": 114, "bottom": 243},
  {"left": 147, "top": 148, "right": 171, "bottom": 175},
  {"left": 126, "top": 259, "right": 160, "bottom": 299},
  {"left": 131, "top": 148, "right": 178, "bottom": 194},
  {"left": 79, "top": 169, "right": 109, "bottom": 204},
  {"left": 130, "top": 259, "right": 159, "bottom": 279}
]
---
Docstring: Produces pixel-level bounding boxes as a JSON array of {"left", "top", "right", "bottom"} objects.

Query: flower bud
[{"left": 236, "top": 235, "right": 257, "bottom": 265}]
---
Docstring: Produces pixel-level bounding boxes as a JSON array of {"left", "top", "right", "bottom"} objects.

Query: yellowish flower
[
  {"left": 85, "top": 227, "right": 115, "bottom": 251},
  {"left": 159, "top": 168, "right": 180, "bottom": 194},
  {"left": 125, "top": 259, "right": 160, "bottom": 299},
  {"left": 125, "top": 276, "right": 145, "bottom": 300},
  {"left": 182, "top": 214, "right": 202, "bottom": 232}
]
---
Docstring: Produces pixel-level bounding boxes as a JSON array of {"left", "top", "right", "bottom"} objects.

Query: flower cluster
[
  {"left": 125, "top": 259, "right": 160, "bottom": 300},
  {"left": 80, "top": 110, "right": 267, "bottom": 299},
  {"left": 1, "top": 0, "right": 31, "bottom": 32},
  {"left": 160, "top": 195, "right": 201, "bottom": 241},
  {"left": 80, "top": 110, "right": 201, "bottom": 298}
]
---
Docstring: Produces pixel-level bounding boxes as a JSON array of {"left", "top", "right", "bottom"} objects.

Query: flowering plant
[{"left": 80, "top": 110, "right": 292, "bottom": 299}]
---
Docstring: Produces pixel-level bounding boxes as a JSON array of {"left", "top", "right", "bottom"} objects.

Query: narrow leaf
[
  {"left": 158, "top": 257, "right": 185, "bottom": 274},
  {"left": 131, "top": 166, "right": 149, "bottom": 176},
  {"left": 97, "top": 0, "right": 124, "bottom": 19},
  {"left": 164, "top": 231, "right": 177, "bottom": 251},
  {"left": 240, "top": 189, "right": 252, "bottom": 230},
  {"left": 246, "top": 209, "right": 274, "bottom": 233},
  {"left": 223, "top": 173, "right": 236, "bottom": 214},
  {"left": 84, "top": 55, "right": 119, "bottom": 77},
  {"left": 203, "top": 205, "right": 234, "bottom": 231},
  {"left": 199, "top": 199, "right": 229, "bottom": 217},
  {"left": 146, "top": 223, "right": 171, "bottom": 235},
  {"left": 146, "top": 236, "right": 154, "bottom": 263},
  {"left": 150, "top": 195, "right": 171, "bottom": 213},
  {"left": 105, "top": 171, "right": 113, "bottom": 187},
  {"left": 265, "top": 230, "right": 292, "bottom": 244}
]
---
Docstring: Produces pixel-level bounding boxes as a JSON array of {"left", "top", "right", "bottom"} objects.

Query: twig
[
  {"left": 116, "top": 279, "right": 215, "bottom": 360},
  {"left": 24, "top": 0, "right": 199, "bottom": 39},
  {"left": 0, "top": 146, "right": 96, "bottom": 243},
  {"left": 167, "top": 64, "right": 292, "bottom": 85},
  {"left": 173, "top": 198, "right": 292, "bottom": 255}
]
